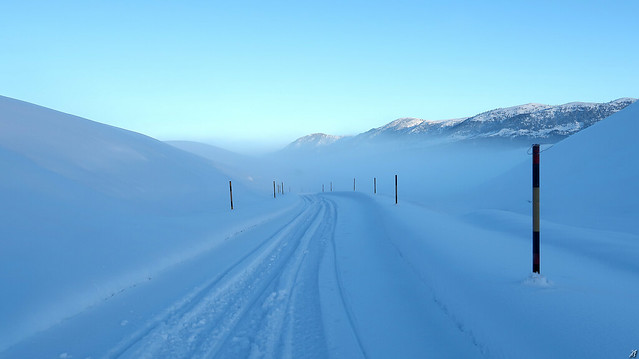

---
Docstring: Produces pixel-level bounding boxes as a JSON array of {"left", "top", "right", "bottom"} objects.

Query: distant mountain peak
[
  {"left": 380, "top": 118, "right": 425, "bottom": 131},
  {"left": 285, "top": 133, "right": 346, "bottom": 151}
]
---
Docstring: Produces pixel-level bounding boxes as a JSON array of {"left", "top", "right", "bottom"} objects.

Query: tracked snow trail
[
  {"left": 3, "top": 193, "right": 485, "bottom": 359},
  {"left": 107, "top": 193, "right": 482, "bottom": 358},
  {"left": 109, "top": 195, "right": 353, "bottom": 359}
]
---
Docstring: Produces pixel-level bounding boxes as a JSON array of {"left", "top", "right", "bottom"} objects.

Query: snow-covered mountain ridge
[
  {"left": 447, "top": 97, "right": 636, "bottom": 142},
  {"left": 287, "top": 98, "right": 636, "bottom": 149},
  {"left": 284, "top": 133, "right": 345, "bottom": 151},
  {"left": 365, "top": 97, "right": 637, "bottom": 142}
]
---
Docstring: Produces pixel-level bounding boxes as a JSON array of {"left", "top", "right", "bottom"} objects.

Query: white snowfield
[{"left": 1, "top": 96, "right": 638, "bottom": 358}]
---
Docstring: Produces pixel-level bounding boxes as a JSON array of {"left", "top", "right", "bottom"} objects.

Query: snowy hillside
[
  {"left": 0, "top": 96, "right": 282, "bottom": 351},
  {"left": 0, "top": 96, "right": 243, "bottom": 211},
  {"left": 166, "top": 140, "right": 248, "bottom": 167},
  {"left": 369, "top": 116, "right": 468, "bottom": 136},
  {"left": 166, "top": 140, "right": 259, "bottom": 186}
]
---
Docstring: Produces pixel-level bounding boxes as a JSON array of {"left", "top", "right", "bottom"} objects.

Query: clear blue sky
[{"left": 1, "top": 0, "right": 637, "bottom": 153}]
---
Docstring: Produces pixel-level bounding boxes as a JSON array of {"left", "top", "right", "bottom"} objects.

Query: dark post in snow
[
  {"left": 395, "top": 175, "right": 398, "bottom": 204},
  {"left": 273, "top": 181, "right": 276, "bottom": 199},
  {"left": 353, "top": 178, "right": 356, "bottom": 191},
  {"left": 322, "top": 184, "right": 324, "bottom": 192},
  {"left": 374, "top": 177, "right": 377, "bottom": 194},
  {"left": 229, "top": 181, "right": 234, "bottom": 210},
  {"left": 330, "top": 182, "right": 333, "bottom": 192},
  {"left": 532, "top": 144, "right": 540, "bottom": 274},
  {"left": 281, "top": 182, "right": 284, "bottom": 195}
]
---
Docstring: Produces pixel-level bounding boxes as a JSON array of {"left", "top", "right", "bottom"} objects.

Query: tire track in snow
[
  {"left": 132, "top": 196, "right": 321, "bottom": 358},
  {"left": 213, "top": 198, "right": 330, "bottom": 358},
  {"left": 109, "top": 195, "right": 346, "bottom": 359},
  {"left": 277, "top": 198, "right": 334, "bottom": 359},
  {"left": 107, "top": 195, "right": 371, "bottom": 359},
  {"left": 106, "top": 195, "right": 319, "bottom": 358},
  {"left": 323, "top": 197, "right": 368, "bottom": 359}
]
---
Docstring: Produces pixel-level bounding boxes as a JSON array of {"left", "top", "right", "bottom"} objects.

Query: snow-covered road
[
  {"left": 4, "top": 192, "right": 638, "bottom": 359},
  {"left": 2, "top": 193, "right": 482, "bottom": 358},
  {"left": 106, "top": 193, "right": 480, "bottom": 358}
]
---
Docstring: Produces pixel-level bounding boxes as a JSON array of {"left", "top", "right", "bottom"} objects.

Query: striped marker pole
[
  {"left": 532, "top": 144, "right": 540, "bottom": 273},
  {"left": 395, "top": 175, "right": 398, "bottom": 204},
  {"left": 229, "top": 181, "right": 234, "bottom": 210},
  {"left": 374, "top": 177, "right": 377, "bottom": 194}
]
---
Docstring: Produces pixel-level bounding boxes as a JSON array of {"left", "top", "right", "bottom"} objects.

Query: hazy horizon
[{"left": 2, "top": 0, "right": 637, "bottom": 152}]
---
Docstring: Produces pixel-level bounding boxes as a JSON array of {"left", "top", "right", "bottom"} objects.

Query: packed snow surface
[{"left": 1, "top": 96, "right": 638, "bottom": 358}]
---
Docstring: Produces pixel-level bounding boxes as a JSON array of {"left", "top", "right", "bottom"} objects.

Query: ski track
[{"left": 107, "top": 195, "right": 363, "bottom": 359}]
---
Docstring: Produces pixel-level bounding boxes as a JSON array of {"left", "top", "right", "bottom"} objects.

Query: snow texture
[{"left": 1, "top": 95, "right": 638, "bottom": 359}]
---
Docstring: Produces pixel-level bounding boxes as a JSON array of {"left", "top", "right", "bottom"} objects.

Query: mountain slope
[
  {"left": 0, "top": 95, "right": 241, "bottom": 211},
  {"left": 364, "top": 98, "right": 635, "bottom": 142},
  {"left": 165, "top": 140, "right": 276, "bottom": 194},
  {"left": 282, "top": 133, "right": 346, "bottom": 152},
  {"left": 284, "top": 98, "right": 636, "bottom": 151},
  {"left": 449, "top": 98, "right": 636, "bottom": 142}
]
